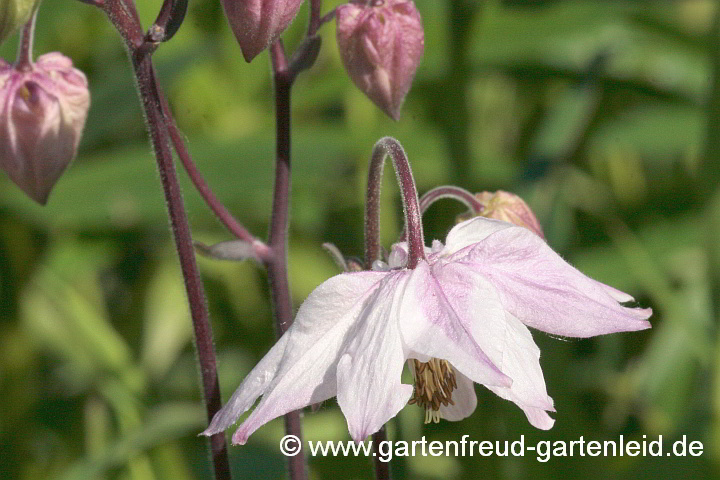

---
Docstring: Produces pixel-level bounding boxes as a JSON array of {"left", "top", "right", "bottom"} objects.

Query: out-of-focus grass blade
[
  {"left": 141, "top": 261, "right": 193, "bottom": 380},
  {"left": 59, "top": 403, "right": 205, "bottom": 480}
]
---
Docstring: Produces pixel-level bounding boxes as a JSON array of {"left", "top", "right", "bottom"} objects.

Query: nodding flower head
[
  {"left": 336, "top": 0, "right": 424, "bottom": 120},
  {"left": 203, "top": 216, "right": 651, "bottom": 443},
  {"left": 0, "top": 52, "right": 90, "bottom": 204}
]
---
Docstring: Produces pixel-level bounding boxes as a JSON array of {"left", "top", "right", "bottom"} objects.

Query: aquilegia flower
[{"left": 204, "top": 216, "right": 651, "bottom": 444}]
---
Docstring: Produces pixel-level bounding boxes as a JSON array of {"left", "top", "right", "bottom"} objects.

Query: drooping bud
[
  {"left": 461, "top": 190, "right": 545, "bottom": 239},
  {"left": 0, "top": 0, "right": 39, "bottom": 45},
  {"left": 335, "top": 0, "right": 424, "bottom": 120},
  {"left": 0, "top": 53, "right": 90, "bottom": 204},
  {"left": 222, "top": 0, "right": 304, "bottom": 62}
]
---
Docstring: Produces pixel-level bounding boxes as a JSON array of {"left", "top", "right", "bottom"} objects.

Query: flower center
[{"left": 408, "top": 358, "right": 457, "bottom": 423}]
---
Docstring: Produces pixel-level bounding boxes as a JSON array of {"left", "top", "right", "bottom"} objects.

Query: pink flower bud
[
  {"left": 472, "top": 191, "right": 545, "bottom": 239},
  {"left": 0, "top": 52, "right": 90, "bottom": 204},
  {"left": 222, "top": 0, "right": 304, "bottom": 62},
  {"left": 336, "top": 0, "right": 424, "bottom": 120}
]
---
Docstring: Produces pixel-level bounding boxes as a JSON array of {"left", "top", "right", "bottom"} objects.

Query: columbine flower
[
  {"left": 335, "top": 0, "right": 424, "bottom": 120},
  {"left": 0, "top": 52, "right": 90, "bottom": 204},
  {"left": 222, "top": 0, "right": 304, "bottom": 62},
  {"left": 204, "top": 216, "right": 651, "bottom": 443}
]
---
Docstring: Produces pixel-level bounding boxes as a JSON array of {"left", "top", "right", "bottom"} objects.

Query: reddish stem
[
  {"left": 101, "top": 2, "right": 231, "bottom": 479},
  {"left": 156, "top": 93, "right": 266, "bottom": 252},
  {"left": 15, "top": 10, "right": 36, "bottom": 70},
  {"left": 364, "top": 137, "right": 425, "bottom": 269},
  {"left": 267, "top": 40, "right": 308, "bottom": 480}
]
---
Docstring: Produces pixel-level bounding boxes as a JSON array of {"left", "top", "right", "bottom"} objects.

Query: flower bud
[
  {"left": 336, "top": 0, "right": 424, "bottom": 120},
  {"left": 461, "top": 191, "right": 545, "bottom": 239},
  {"left": 222, "top": 0, "right": 304, "bottom": 62},
  {"left": 0, "top": 53, "right": 90, "bottom": 204},
  {"left": 0, "top": 0, "right": 39, "bottom": 45}
]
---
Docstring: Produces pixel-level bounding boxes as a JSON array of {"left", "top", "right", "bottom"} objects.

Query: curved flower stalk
[
  {"left": 222, "top": 0, "right": 305, "bottom": 62},
  {"left": 203, "top": 215, "right": 651, "bottom": 443},
  {"left": 336, "top": 0, "right": 424, "bottom": 120},
  {"left": 0, "top": 52, "right": 90, "bottom": 204}
]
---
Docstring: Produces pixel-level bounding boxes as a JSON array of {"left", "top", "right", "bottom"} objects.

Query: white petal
[
  {"left": 427, "top": 261, "right": 555, "bottom": 428},
  {"left": 443, "top": 217, "right": 515, "bottom": 255},
  {"left": 399, "top": 261, "right": 511, "bottom": 389},
  {"left": 336, "top": 272, "right": 414, "bottom": 443},
  {"left": 482, "top": 313, "right": 555, "bottom": 430},
  {"left": 210, "top": 270, "right": 386, "bottom": 444},
  {"left": 203, "top": 332, "right": 290, "bottom": 436},
  {"left": 437, "top": 370, "right": 477, "bottom": 422},
  {"left": 451, "top": 225, "right": 651, "bottom": 337}
]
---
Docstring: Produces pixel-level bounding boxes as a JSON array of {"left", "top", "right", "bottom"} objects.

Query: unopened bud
[
  {"left": 222, "top": 0, "right": 304, "bottom": 62},
  {"left": 462, "top": 191, "right": 545, "bottom": 239},
  {"left": 0, "top": 53, "right": 90, "bottom": 204},
  {"left": 336, "top": 0, "right": 424, "bottom": 121},
  {"left": 0, "top": 0, "right": 39, "bottom": 45}
]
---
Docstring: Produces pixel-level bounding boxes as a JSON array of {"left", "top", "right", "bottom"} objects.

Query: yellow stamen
[{"left": 409, "top": 358, "right": 457, "bottom": 424}]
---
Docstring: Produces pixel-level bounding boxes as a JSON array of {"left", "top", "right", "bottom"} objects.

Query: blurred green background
[{"left": 1, "top": 0, "right": 719, "bottom": 478}]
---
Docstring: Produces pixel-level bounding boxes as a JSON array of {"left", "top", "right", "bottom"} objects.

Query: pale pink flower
[
  {"left": 0, "top": 52, "right": 90, "bottom": 204},
  {"left": 222, "top": 0, "right": 304, "bottom": 62},
  {"left": 203, "top": 216, "right": 650, "bottom": 443},
  {"left": 335, "top": 0, "right": 424, "bottom": 120}
]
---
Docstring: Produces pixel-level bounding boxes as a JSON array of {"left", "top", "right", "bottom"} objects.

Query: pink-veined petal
[
  {"left": 399, "top": 261, "right": 511, "bottom": 388},
  {"left": 441, "top": 217, "right": 515, "bottom": 256},
  {"left": 203, "top": 332, "right": 290, "bottom": 436},
  {"left": 450, "top": 223, "right": 651, "bottom": 337},
  {"left": 336, "top": 272, "right": 414, "bottom": 443},
  {"left": 482, "top": 312, "right": 555, "bottom": 429},
  {"left": 206, "top": 270, "right": 386, "bottom": 444},
  {"left": 437, "top": 369, "right": 477, "bottom": 422},
  {"left": 428, "top": 260, "right": 554, "bottom": 428}
]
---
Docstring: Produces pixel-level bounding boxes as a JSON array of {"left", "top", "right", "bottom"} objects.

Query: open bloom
[
  {"left": 204, "top": 217, "right": 651, "bottom": 444},
  {"left": 0, "top": 52, "right": 90, "bottom": 204}
]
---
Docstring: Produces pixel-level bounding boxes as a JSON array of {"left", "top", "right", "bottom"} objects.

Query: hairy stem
[
  {"left": 419, "top": 185, "right": 482, "bottom": 214},
  {"left": 157, "top": 93, "right": 264, "bottom": 249},
  {"left": 102, "top": 2, "right": 231, "bottom": 479},
  {"left": 267, "top": 40, "right": 308, "bottom": 480},
  {"left": 364, "top": 137, "right": 425, "bottom": 270}
]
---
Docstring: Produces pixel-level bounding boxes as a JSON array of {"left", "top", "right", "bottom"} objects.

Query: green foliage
[{"left": 0, "top": 0, "right": 718, "bottom": 479}]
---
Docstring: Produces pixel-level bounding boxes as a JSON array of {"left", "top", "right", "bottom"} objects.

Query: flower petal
[
  {"left": 203, "top": 332, "right": 290, "bottom": 436},
  {"left": 425, "top": 260, "right": 554, "bottom": 427},
  {"left": 336, "top": 272, "right": 414, "bottom": 443},
  {"left": 399, "top": 261, "right": 511, "bottom": 388},
  {"left": 437, "top": 370, "right": 477, "bottom": 422},
  {"left": 204, "top": 270, "right": 386, "bottom": 443},
  {"left": 451, "top": 223, "right": 651, "bottom": 337},
  {"left": 482, "top": 312, "right": 555, "bottom": 430},
  {"left": 441, "top": 217, "right": 515, "bottom": 256}
]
